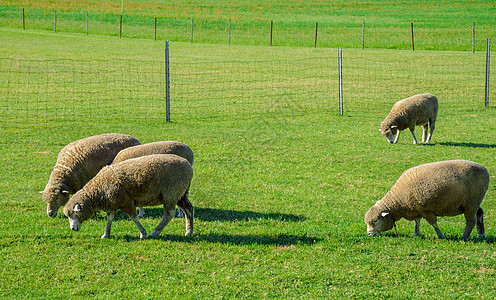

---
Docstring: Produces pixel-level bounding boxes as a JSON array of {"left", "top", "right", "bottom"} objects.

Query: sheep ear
[
  {"left": 378, "top": 129, "right": 382, "bottom": 132},
  {"left": 381, "top": 212, "right": 389, "bottom": 217},
  {"left": 74, "top": 204, "right": 82, "bottom": 212},
  {"left": 62, "top": 190, "right": 70, "bottom": 194}
]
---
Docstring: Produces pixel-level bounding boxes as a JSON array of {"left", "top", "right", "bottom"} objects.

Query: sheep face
[
  {"left": 380, "top": 125, "right": 398, "bottom": 143},
  {"left": 364, "top": 207, "right": 395, "bottom": 236},
  {"left": 42, "top": 187, "right": 70, "bottom": 217},
  {"left": 63, "top": 203, "right": 85, "bottom": 231}
]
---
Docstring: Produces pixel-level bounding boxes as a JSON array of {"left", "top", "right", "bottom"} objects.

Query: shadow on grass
[
  {"left": 374, "top": 232, "right": 496, "bottom": 243},
  {"left": 438, "top": 142, "right": 496, "bottom": 148},
  {"left": 140, "top": 207, "right": 306, "bottom": 223},
  {"left": 120, "top": 233, "right": 319, "bottom": 246}
]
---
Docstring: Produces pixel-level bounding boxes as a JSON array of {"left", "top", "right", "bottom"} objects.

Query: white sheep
[
  {"left": 364, "top": 160, "right": 489, "bottom": 240},
  {"left": 112, "top": 141, "right": 194, "bottom": 218},
  {"left": 63, "top": 154, "right": 194, "bottom": 239},
  {"left": 41, "top": 133, "right": 141, "bottom": 217},
  {"left": 380, "top": 93, "right": 438, "bottom": 144}
]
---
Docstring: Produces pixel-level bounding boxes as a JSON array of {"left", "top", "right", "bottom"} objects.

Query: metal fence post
[
  {"left": 270, "top": 20, "right": 273, "bottom": 46},
  {"left": 362, "top": 20, "right": 365, "bottom": 50},
  {"left": 473, "top": 22, "right": 475, "bottom": 53},
  {"left": 339, "top": 47, "right": 343, "bottom": 115},
  {"left": 485, "top": 38, "right": 490, "bottom": 107},
  {"left": 314, "top": 22, "right": 318, "bottom": 48},
  {"left": 165, "top": 41, "right": 171, "bottom": 122},
  {"left": 411, "top": 22, "right": 415, "bottom": 51}
]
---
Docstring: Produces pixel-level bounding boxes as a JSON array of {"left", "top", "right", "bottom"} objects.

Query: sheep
[
  {"left": 41, "top": 133, "right": 141, "bottom": 217},
  {"left": 63, "top": 154, "right": 194, "bottom": 239},
  {"left": 112, "top": 141, "right": 194, "bottom": 218},
  {"left": 364, "top": 160, "right": 489, "bottom": 240},
  {"left": 380, "top": 93, "right": 438, "bottom": 144}
]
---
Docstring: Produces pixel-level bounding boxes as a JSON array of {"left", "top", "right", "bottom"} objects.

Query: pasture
[
  {"left": 1, "top": 0, "right": 495, "bottom": 51},
  {"left": 1, "top": 21, "right": 496, "bottom": 300}
]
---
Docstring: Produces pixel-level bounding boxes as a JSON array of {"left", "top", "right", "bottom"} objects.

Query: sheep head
[
  {"left": 380, "top": 124, "right": 398, "bottom": 143},
  {"left": 364, "top": 205, "right": 395, "bottom": 236},
  {"left": 63, "top": 202, "right": 91, "bottom": 232},
  {"left": 41, "top": 186, "right": 70, "bottom": 218}
]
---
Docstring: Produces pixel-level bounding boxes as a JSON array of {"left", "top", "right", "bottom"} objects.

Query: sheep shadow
[
  {"left": 142, "top": 207, "right": 306, "bottom": 223},
  {"left": 376, "top": 232, "right": 496, "bottom": 243},
  {"left": 92, "top": 207, "right": 306, "bottom": 225},
  {"left": 121, "top": 233, "right": 319, "bottom": 246},
  {"left": 438, "top": 142, "right": 496, "bottom": 148}
]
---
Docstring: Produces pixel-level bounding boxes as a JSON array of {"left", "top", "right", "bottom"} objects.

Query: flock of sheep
[
  {"left": 41, "top": 135, "right": 195, "bottom": 239},
  {"left": 41, "top": 93, "right": 491, "bottom": 240}
]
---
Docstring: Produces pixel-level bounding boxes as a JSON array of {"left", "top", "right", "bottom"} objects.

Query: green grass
[
  {"left": 1, "top": 0, "right": 495, "bottom": 51},
  {"left": 1, "top": 28, "right": 496, "bottom": 298}
]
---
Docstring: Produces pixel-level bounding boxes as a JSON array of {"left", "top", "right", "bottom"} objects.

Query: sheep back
[
  {"left": 43, "top": 133, "right": 141, "bottom": 215},
  {"left": 64, "top": 154, "right": 193, "bottom": 222},
  {"left": 112, "top": 141, "right": 194, "bottom": 166}
]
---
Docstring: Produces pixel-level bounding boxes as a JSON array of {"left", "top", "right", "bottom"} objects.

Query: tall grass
[
  {"left": 1, "top": 0, "right": 495, "bottom": 51},
  {"left": 1, "top": 28, "right": 496, "bottom": 298}
]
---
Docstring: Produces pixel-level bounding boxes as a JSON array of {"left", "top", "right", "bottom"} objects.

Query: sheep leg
[
  {"left": 462, "top": 210, "right": 478, "bottom": 240},
  {"left": 413, "top": 218, "right": 421, "bottom": 236},
  {"left": 409, "top": 128, "right": 418, "bottom": 145},
  {"left": 176, "top": 207, "right": 185, "bottom": 218},
  {"left": 476, "top": 207, "right": 485, "bottom": 239},
  {"left": 101, "top": 212, "right": 115, "bottom": 239},
  {"left": 393, "top": 131, "right": 400, "bottom": 143},
  {"left": 462, "top": 220, "right": 476, "bottom": 241},
  {"left": 131, "top": 216, "right": 147, "bottom": 239},
  {"left": 431, "top": 223, "right": 445, "bottom": 239},
  {"left": 423, "top": 213, "right": 445, "bottom": 239},
  {"left": 426, "top": 118, "right": 435, "bottom": 143},
  {"left": 149, "top": 208, "right": 175, "bottom": 238},
  {"left": 421, "top": 124, "right": 428, "bottom": 143},
  {"left": 177, "top": 193, "right": 194, "bottom": 236}
]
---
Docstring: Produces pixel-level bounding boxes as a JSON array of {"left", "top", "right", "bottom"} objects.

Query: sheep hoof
[
  {"left": 101, "top": 234, "right": 110, "bottom": 239},
  {"left": 139, "top": 233, "right": 147, "bottom": 239},
  {"left": 149, "top": 231, "right": 159, "bottom": 238},
  {"left": 185, "top": 230, "right": 193, "bottom": 236}
]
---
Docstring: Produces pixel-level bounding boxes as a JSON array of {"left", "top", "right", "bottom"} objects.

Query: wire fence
[
  {"left": 1, "top": 57, "right": 166, "bottom": 128},
  {"left": 0, "top": 47, "right": 493, "bottom": 130}
]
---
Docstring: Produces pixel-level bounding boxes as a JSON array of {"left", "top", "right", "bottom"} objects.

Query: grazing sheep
[
  {"left": 380, "top": 93, "right": 438, "bottom": 144},
  {"left": 364, "top": 160, "right": 489, "bottom": 240},
  {"left": 112, "top": 141, "right": 194, "bottom": 165},
  {"left": 63, "top": 154, "right": 194, "bottom": 239},
  {"left": 112, "top": 141, "right": 194, "bottom": 218},
  {"left": 42, "top": 133, "right": 141, "bottom": 217}
]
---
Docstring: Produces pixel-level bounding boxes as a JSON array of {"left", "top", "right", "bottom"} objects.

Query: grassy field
[
  {"left": 1, "top": 27, "right": 496, "bottom": 298},
  {"left": 1, "top": 0, "right": 495, "bottom": 51}
]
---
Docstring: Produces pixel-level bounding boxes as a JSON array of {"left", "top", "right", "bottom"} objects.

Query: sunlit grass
[
  {"left": 1, "top": 27, "right": 496, "bottom": 298},
  {"left": 1, "top": 0, "right": 494, "bottom": 50}
]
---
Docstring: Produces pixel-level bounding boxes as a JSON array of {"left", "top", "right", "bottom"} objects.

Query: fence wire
[{"left": 0, "top": 49, "right": 492, "bottom": 129}]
